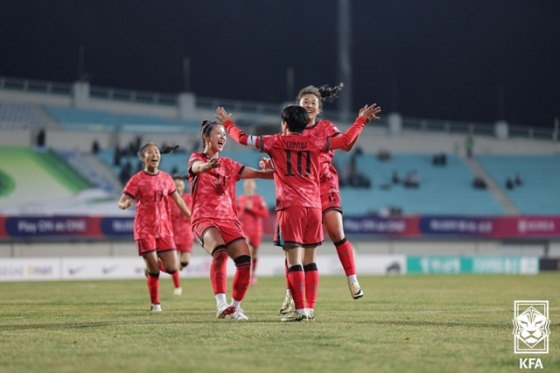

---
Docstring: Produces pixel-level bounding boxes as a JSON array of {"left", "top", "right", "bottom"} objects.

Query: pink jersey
[
  {"left": 170, "top": 192, "right": 193, "bottom": 242},
  {"left": 223, "top": 116, "right": 366, "bottom": 210},
  {"left": 188, "top": 152, "right": 245, "bottom": 225},
  {"left": 259, "top": 133, "right": 327, "bottom": 210},
  {"left": 303, "top": 119, "right": 341, "bottom": 183},
  {"left": 237, "top": 194, "right": 268, "bottom": 237},
  {"left": 123, "top": 171, "right": 176, "bottom": 240}
]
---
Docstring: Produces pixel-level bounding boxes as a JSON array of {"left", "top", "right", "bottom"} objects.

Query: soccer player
[
  {"left": 273, "top": 84, "right": 381, "bottom": 314},
  {"left": 188, "top": 120, "right": 274, "bottom": 320},
  {"left": 237, "top": 179, "right": 269, "bottom": 285},
  {"left": 215, "top": 103, "right": 379, "bottom": 321},
  {"left": 167, "top": 174, "right": 194, "bottom": 295},
  {"left": 118, "top": 143, "right": 191, "bottom": 312}
]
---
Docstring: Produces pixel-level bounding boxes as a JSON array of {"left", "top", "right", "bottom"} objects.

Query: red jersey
[
  {"left": 187, "top": 152, "right": 245, "bottom": 225},
  {"left": 223, "top": 116, "right": 367, "bottom": 211},
  {"left": 304, "top": 119, "right": 341, "bottom": 182},
  {"left": 259, "top": 133, "right": 325, "bottom": 210},
  {"left": 170, "top": 192, "right": 193, "bottom": 241},
  {"left": 237, "top": 193, "right": 268, "bottom": 237},
  {"left": 123, "top": 170, "right": 176, "bottom": 240}
]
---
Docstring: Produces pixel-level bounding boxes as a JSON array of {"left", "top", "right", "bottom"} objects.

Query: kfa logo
[
  {"left": 519, "top": 358, "right": 543, "bottom": 369},
  {"left": 513, "top": 301, "right": 549, "bottom": 369},
  {"left": 513, "top": 301, "right": 550, "bottom": 354}
]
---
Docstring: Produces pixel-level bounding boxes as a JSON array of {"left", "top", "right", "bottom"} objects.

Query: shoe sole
[
  {"left": 353, "top": 291, "right": 364, "bottom": 300},
  {"left": 217, "top": 305, "right": 237, "bottom": 319}
]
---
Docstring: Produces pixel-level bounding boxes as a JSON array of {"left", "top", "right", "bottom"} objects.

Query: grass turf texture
[{"left": 0, "top": 274, "right": 558, "bottom": 373}]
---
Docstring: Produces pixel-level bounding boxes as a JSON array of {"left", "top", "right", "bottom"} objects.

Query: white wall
[
  {"left": 1, "top": 239, "right": 558, "bottom": 258},
  {"left": 0, "top": 129, "right": 32, "bottom": 146}
]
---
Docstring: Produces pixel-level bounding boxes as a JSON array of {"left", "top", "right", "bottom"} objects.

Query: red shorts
[
  {"left": 136, "top": 236, "right": 176, "bottom": 256},
  {"left": 320, "top": 173, "right": 342, "bottom": 214},
  {"left": 193, "top": 218, "right": 245, "bottom": 247},
  {"left": 175, "top": 236, "right": 194, "bottom": 253},
  {"left": 274, "top": 207, "right": 323, "bottom": 248},
  {"left": 245, "top": 235, "right": 262, "bottom": 249}
]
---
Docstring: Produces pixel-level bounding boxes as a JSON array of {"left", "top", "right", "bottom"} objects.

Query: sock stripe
[
  {"left": 303, "top": 263, "right": 318, "bottom": 272},
  {"left": 333, "top": 237, "right": 348, "bottom": 247},
  {"left": 287, "top": 265, "right": 303, "bottom": 273},
  {"left": 211, "top": 244, "right": 228, "bottom": 257}
]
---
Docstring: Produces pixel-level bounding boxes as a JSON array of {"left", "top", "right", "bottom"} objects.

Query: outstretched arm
[
  {"left": 329, "top": 104, "right": 381, "bottom": 150},
  {"left": 215, "top": 107, "right": 262, "bottom": 149},
  {"left": 240, "top": 167, "right": 274, "bottom": 180},
  {"left": 189, "top": 158, "right": 220, "bottom": 175}
]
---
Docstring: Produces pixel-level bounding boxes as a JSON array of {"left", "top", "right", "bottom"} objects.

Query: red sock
[
  {"left": 287, "top": 265, "right": 305, "bottom": 310},
  {"left": 146, "top": 273, "right": 160, "bottom": 304},
  {"left": 284, "top": 258, "right": 289, "bottom": 289},
  {"left": 210, "top": 245, "right": 228, "bottom": 295},
  {"left": 334, "top": 238, "right": 356, "bottom": 276},
  {"left": 251, "top": 258, "right": 258, "bottom": 279},
  {"left": 170, "top": 270, "right": 181, "bottom": 288},
  {"left": 303, "top": 263, "right": 319, "bottom": 309},
  {"left": 232, "top": 255, "right": 251, "bottom": 301}
]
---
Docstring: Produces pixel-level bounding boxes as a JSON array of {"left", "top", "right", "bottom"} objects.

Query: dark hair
[
  {"left": 296, "top": 83, "right": 343, "bottom": 109},
  {"left": 281, "top": 105, "right": 309, "bottom": 134},
  {"left": 200, "top": 120, "right": 222, "bottom": 148},
  {"left": 137, "top": 142, "right": 179, "bottom": 159}
]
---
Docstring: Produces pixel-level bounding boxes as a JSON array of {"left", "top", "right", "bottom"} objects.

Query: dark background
[{"left": 1, "top": 0, "right": 559, "bottom": 127}]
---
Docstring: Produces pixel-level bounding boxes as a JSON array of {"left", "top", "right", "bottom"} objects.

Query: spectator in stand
[
  {"left": 392, "top": 170, "right": 400, "bottom": 184},
  {"left": 91, "top": 139, "right": 100, "bottom": 155},
  {"left": 514, "top": 172, "right": 523, "bottom": 186},
  {"left": 404, "top": 170, "right": 420, "bottom": 188}
]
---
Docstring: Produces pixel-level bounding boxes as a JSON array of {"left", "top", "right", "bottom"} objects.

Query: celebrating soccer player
[
  {"left": 117, "top": 143, "right": 191, "bottom": 312},
  {"left": 237, "top": 179, "right": 269, "bottom": 285},
  {"left": 216, "top": 103, "right": 379, "bottom": 321},
  {"left": 188, "top": 120, "right": 273, "bottom": 320}
]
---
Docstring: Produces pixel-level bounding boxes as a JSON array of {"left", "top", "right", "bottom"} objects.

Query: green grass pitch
[{"left": 0, "top": 274, "right": 558, "bottom": 373}]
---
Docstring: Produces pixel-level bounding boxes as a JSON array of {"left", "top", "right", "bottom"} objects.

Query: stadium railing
[{"left": 1, "top": 75, "right": 558, "bottom": 141}]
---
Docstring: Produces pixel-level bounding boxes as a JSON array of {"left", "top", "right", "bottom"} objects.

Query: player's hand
[
  {"left": 259, "top": 157, "right": 273, "bottom": 170},
  {"left": 119, "top": 199, "right": 133, "bottom": 210},
  {"left": 358, "top": 103, "right": 381, "bottom": 123},
  {"left": 215, "top": 107, "right": 233, "bottom": 123},
  {"left": 204, "top": 156, "right": 221, "bottom": 171}
]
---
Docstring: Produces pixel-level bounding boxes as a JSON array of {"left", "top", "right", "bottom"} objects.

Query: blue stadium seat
[{"left": 477, "top": 155, "right": 560, "bottom": 214}]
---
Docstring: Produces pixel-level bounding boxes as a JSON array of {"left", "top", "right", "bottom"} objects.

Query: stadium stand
[
  {"left": 44, "top": 106, "right": 200, "bottom": 133},
  {"left": 477, "top": 154, "right": 560, "bottom": 214},
  {"left": 336, "top": 152, "right": 505, "bottom": 216},
  {"left": 0, "top": 101, "right": 49, "bottom": 130}
]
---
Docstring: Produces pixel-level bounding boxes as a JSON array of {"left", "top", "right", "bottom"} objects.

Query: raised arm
[
  {"left": 215, "top": 107, "right": 262, "bottom": 149},
  {"left": 329, "top": 104, "right": 380, "bottom": 150}
]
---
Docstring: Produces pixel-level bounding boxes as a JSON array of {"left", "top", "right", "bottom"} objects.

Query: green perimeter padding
[
  {"left": 0, "top": 147, "right": 93, "bottom": 193},
  {"left": 31, "top": 149, "right": 93, "bottom": 193}
]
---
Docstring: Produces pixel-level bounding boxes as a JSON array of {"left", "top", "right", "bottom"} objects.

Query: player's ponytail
[
  {"left": 318, "top": 83, "right": 343, "bottom": 102},
  {"left": 296, "top": 83, "right": 343, "bottom": 108},
  {"left": 138, "top": 142, "right": 179, "bottom": 159}
]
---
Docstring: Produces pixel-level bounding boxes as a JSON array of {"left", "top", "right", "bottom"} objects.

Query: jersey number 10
[{"left": 284, "top": 150, "right": 311, "bottom": 177}]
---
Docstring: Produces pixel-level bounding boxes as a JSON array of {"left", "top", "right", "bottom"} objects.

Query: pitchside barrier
[
  {"left": 0, "top": 255, "right": 540, "bottom": 282},
  {"left": 2, "top": 215, "right": 560, "bottom": 240}
]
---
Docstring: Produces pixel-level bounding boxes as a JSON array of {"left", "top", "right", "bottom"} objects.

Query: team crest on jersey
[{"left": 513, "top": 301, "right": 550, "bottom": 354}]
